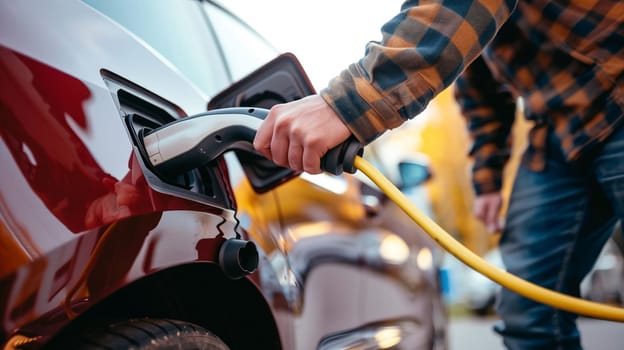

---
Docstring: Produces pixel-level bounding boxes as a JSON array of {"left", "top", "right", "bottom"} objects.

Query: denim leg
[
  {"left": 494, "top": 137, "right": 616, "bottom": 350},
  {"left": 593, "top": 125, "right": 624, "bottom": 224}
]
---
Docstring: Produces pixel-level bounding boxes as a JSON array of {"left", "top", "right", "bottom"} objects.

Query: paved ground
[{"left": 448, "top": 316, "right": 624, "bottom": 349}]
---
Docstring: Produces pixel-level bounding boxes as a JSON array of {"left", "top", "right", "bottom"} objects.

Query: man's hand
[
  {"left": 253, "top": 95, "right": 351, "bottom": 174},
  {"left": 474, "top": 192, "right": 504, "bottom": 233}
]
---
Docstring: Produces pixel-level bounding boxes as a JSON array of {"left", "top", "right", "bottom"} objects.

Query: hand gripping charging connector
[{"left": 140, "top": 107, "right": 363, "bottom": 177}]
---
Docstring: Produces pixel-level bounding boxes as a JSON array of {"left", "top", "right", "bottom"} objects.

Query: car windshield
[
  {"left": 201, "top": 3, "right": 278, "bottom": 82},
  {"left": 84, "top": 0, "right": 229, "bottom": 96}
]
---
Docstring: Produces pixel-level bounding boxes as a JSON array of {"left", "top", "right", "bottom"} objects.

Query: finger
[
  {"left": 497, "top": 217, "right": 506, "bottom": 231},
  {"left": 288, "top": 143, "right": 304, "bottom": 171},
  {"left": 302, "top": 146, "right": 322, "bottom": 174},
  {"left": 485, "top": 200, "right": 501, "bottom": 233},
  {"left": 253, "top": 114, "right": 275, "bottom": 159},
  {"left": 473, "top": 199, "right": 487, "bottom": 223},
  {"left": 270, "top": 133, "right": 290, "bottom": 168}
]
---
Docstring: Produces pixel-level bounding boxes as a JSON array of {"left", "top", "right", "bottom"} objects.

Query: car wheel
[{"left": 68, "top": 318, "right": 230, "bottom": 350}]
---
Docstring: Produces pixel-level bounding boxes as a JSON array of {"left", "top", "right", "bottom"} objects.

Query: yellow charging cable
[{"left": 354, "top": 155, "right": 624, "bottom": 322}]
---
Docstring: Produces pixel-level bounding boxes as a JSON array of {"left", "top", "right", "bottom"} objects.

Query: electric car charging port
[
  {"left": 122, "top": 111, "right": 235, "bottom": 208},
  {"left": 127, "top": 115, "right": 207, "bottom": 193},
  {"left": 102, "top": 72, "right": 235, "bottom": 210}
]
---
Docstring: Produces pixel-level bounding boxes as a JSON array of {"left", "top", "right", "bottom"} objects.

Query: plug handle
[{"left": 321, "top": 137, "right": 364, "bottom": 175}]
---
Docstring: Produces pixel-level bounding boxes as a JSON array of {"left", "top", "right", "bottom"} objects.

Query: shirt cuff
[
  {"left": 472, "top": 165, "right": 504, "bottom": 195},
  {"left": 320, "top": 62, "right": 432, "bottom": 144}
]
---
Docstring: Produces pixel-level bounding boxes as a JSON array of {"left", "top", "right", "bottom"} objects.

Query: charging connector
[{"left": 141, "top": 107, "right": 364, "bottom": 180}]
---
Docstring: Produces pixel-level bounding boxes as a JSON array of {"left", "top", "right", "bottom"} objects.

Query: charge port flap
[{"left": 207, "top": 53, "right": 316, "bottom": 193}]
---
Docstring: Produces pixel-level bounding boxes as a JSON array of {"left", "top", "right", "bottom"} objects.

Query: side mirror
[{"left": 398, "top": 159, "right": 432, "bottom": 189}]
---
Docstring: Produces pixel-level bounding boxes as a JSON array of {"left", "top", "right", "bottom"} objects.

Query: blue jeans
[{"left": 494, "top": 126, "right": 624, "bottom": 349}]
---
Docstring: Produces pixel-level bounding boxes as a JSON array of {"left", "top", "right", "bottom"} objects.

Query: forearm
[{"left": 321, "top": 0, "right": 518, "bottom": 144}]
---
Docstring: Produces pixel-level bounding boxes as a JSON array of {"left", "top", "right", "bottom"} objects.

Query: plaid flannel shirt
[{"left": 321, "top": 0, "right": 624, "bottom": 195}]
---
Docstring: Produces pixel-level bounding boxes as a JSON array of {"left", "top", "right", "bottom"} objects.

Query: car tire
[{"left": 69, "top": 318, "right": 230, "bottom": 350}]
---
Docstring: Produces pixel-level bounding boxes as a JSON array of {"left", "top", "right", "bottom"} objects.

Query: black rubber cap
[
  {"left": 218, "top": 239, "right": 259, "bottom": 279},
  {"left": 320, "top": 138, "right": 364, "bottom": 175}
]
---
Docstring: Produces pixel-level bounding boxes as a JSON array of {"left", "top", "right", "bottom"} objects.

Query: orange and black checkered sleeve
[
  {"left": 320, "top": 0, "right": 517, "bottom": 144},
  {"left": 454, "top": 56, "right": 516, "bottom": 195}
]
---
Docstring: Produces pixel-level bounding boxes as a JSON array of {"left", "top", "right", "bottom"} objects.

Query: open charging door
[{"left": 207, "top": 53, "right": 316, "bottom": 193}]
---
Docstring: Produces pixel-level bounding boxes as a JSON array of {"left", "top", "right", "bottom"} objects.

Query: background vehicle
[
  {"left": 0, "top": 1, "right": 446, "bottom": 349},
  {"left": 460, "top": 230, "right": 624, "bottom": 317}
]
